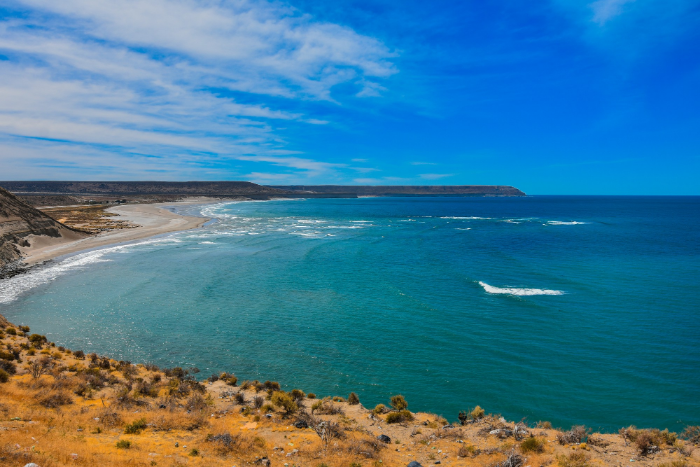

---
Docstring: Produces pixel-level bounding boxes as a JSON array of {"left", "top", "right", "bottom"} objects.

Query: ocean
[{"left": 1, "top": 196, "right": 698, "bottom": 432}]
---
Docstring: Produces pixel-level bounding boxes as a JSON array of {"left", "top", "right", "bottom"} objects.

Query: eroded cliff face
[{"left": 0, "top": 186, "right": 87, "bottom": 269}]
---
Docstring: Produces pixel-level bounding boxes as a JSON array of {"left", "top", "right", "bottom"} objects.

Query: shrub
[
  {"left": 557, "top": 452, "right": 590, "bottom": 467},
  {"left": 261, "top": 403, "right": 275, "bottom": 413},
  {"left": 253, "top": 396, "right": 264, "bottom": 409},
  {"left": 124, "top": 418, "right": 148, "bottom": 434},
  {"left": 521, "top": 436, "right": 546, "bottom": 453},
  {"left": 188, "top": 448, "right": 199, "bottom": 456},
  {"left": 271, "top": 391, "right": 298, "bottom": 416},
  {"left": 263, "top": 380, "right": 281, "bottom": 392},
  {"left": 312, "top": 400, "right": 323, "bottom": 412},
  {"left": 73, "top": 350, "right": 85, "bottom": 359},
  {"left": 28, "top": 334, "right": 46, "bottom": 347},
  {"left": 290, "top": 389, "right": 305, "bottom": 402},
  {"left": 6, "top": 328, "right": 16, "bottom": 336},
  {"left": 372, "top": 404, "right": 386, "bottom": 415},
  {"left": 681, "top": 426, "right": 700, "bottom": 444},
  {"left": 458, "top": 444, "right": 478, "bottom": 457},
  {"left": 348, "top": 392, "right": 360, "bottom": 405},
  {"left": 207, "top": 432, "right": 250, "bottom": 454},
  {"left": 0, "top": 351, "right": 14, "bottom": 361},
  {"left": 469, "top": 405, "right": 485, "bottom": 420},
  {"left": 0, "top": 369, "right": 9, "bottom": 383},
  {"left": 333, "top": 396, "right": 345, "bottom": 402},
  {"left": 386, "top": 410, "right": 413, "bottom": 424},
  {"left": 537, "top": 421, "right": 553, "bottom": 429},
  {"left": 116, "top": 440, "right": 132, "bottom": 449},
  {"left": 234, "top": 392, "right": 245, "bottom": 404},
  {"left": 558, "top": 426, "right": 589, "bottom": 445},
  {"left": 52, "top": 351, "right": 63, "bottom": 360},
  {"left": 390, "top": 395, "right": 408, "bottom": 411},
  {"left": 208, "top": 374, "right": 219, "bottom": 382},
  {"left": 40, "top": 392, "right": 73, "bottom": 408},
  {"left": 307, "top": 393, "right": 316, "bottom": 399},
  {"left": 0, "top": 360, "right": 16, "bottom": 375},
  {"left": 19, "top": 325, "right": 30, "bottom": 333},
  {"left": 220, "top": 372, "right": 238, "bottom": 386}
]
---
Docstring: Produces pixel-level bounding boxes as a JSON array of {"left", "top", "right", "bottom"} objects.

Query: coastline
[
  {"left": 20, "top": 197, "right": 219, "bottom": 266},
  {"left": 0, "top": 318, "right": 698, "bottom": 467}
]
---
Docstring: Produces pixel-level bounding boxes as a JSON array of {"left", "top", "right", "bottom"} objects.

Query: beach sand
[{"left": 20, "top": 197, "right": 217, "bottom": 265}]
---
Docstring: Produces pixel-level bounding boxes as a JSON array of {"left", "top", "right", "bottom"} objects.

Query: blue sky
[{"left": 0, "top": 0, "right": 698, "bottom": 194}]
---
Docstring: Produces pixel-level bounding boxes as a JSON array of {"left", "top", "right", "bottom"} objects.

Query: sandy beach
[{"left": 20, "top": 198, "right": 217, "bottom": 265}]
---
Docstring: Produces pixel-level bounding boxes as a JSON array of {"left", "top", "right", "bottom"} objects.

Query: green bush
[
  {"left": 124, "top": 418, "right": 148, "bottom": 434},
  {"left": 372, "top": 404, "right": 386, "bottom": 415},
  {"left": 307, "top": 393, "right": 316, "bottom": 399},
  {"left": 6, "top": 328, "right": 16, "bottom": 336},
  {"left": 28, "top": 334, "right": 47, "bottom": 347},
  {"left": 188, "top": 448, "right": 199, "bottom": 456},
  {"left": 0, "top": 369, "right": 9, "bottom": 383},
  {"left": 386, "top": 410, "right": 413, "bottom": 424},
  {"left": 290, "top": 389, "right": 305, "bottom": 402},
  {"left": 469, "top": 405, "right": 485, "bottom": 420},
  {"left": 521, "top": 437, "right": 546, "bottom": 453},
  {"left": 348, "top": 392, "right": 360, "bottom": 405},
  {"left": 271, "top": 391, "right": 298, "bottom": 416},
  {"left": 390, "top": 395, "right": 408, "bottom": 411},
  {"left": 116, "top": 440, "right": 132, "bottom": 449}
]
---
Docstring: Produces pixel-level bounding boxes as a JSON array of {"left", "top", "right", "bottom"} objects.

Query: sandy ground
[{"left": 20, "top": 198, "right": 218, "bottom": 265}]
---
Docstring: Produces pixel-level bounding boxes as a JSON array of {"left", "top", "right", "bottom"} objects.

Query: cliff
[
  {"left": 0, "top": 181, "right": 289, "bottom": 197},
  {"left": 0, "top": 316, "right": 697, "bottom": 467},
  {"left": 0, "top": 186, "right": 87, "bottom": 269}
]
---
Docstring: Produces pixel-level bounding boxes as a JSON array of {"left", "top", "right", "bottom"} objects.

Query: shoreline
[{"left": 20, "top": 197, "right": 220, "bottom": 266}]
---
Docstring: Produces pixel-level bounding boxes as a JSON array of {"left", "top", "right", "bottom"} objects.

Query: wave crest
[{"left": 478, "top": 281, "right": 564, "bottom": 296}]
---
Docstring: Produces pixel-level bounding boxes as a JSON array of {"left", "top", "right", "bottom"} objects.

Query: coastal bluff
[
  {"left": 0, "top": 315, "right": 698, "bottom": 467},
  {"left": 0, "top": 186, "right": 87, "bottom": 270}
]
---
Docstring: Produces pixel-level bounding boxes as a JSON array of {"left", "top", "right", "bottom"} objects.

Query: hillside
[
  {"left": 0, "top": 181, "right": 290, "bottom": 197},
  {"left": 0, "top": 187, "right": 87, "bottom": 270},
  {"left": 0, "top": 316, "right": 698, "bottom": 467}
]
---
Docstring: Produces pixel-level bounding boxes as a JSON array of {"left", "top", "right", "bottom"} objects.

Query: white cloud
[
  {"left": 410, "top": 161, "right": 437, "bottom": 165},
  {"left": 0, "top": 0, "right": 397, "bottom": 179},
  {"left": 419, "top": 173, "right": 454, "bottom": 180},
  {"left": 590, "top": 0, "right": 637, "bottom": 24}
]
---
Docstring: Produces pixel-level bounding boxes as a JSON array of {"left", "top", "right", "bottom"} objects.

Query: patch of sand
[{"left": 21, "top": 198, "right": 217, "bottom": 265}]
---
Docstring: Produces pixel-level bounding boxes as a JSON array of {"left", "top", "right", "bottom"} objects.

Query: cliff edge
[{"left": 0, "top": 186, "right": 88, "bottom": 269}]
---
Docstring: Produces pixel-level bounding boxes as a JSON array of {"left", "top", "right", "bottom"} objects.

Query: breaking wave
[
  {"left": 478, "top": 281, "right": 565, "bottom": 296},
  {"left": 0, "top": 237, "right": 180, "bottom": 305}
]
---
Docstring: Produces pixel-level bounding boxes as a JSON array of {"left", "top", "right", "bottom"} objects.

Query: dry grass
[{"left": 1, "top": 322, "right": 699, "bottom": 467}]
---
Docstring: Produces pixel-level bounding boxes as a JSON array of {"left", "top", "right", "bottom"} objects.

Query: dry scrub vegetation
[{"left": 1, "top": 321, "right": 699, "bottom": 467}]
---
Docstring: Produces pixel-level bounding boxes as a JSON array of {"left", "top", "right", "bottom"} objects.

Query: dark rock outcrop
[{"left": 0, "top": 186, "right": 87, "bottom": 268}]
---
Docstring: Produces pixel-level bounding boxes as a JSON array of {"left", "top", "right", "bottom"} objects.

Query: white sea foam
[
  {"left": 440, "top": 216, "right": 491, "bottom": 220},
  {"left": 478, "top": 281, "right": 564, "bottom": 296},
  {"left": 547, "top": 221, "right": 587, "bottom": 225},
  {"left": 0, "top": 237, "right": 175, "bottom": 305},
  {"left": 455, "top": 228, "right": 471, "bottom": 230}
]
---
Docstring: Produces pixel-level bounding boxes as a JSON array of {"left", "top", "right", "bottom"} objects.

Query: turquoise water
[{"left": 1, "top": 196, "right": 699, "bottom": 431}]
